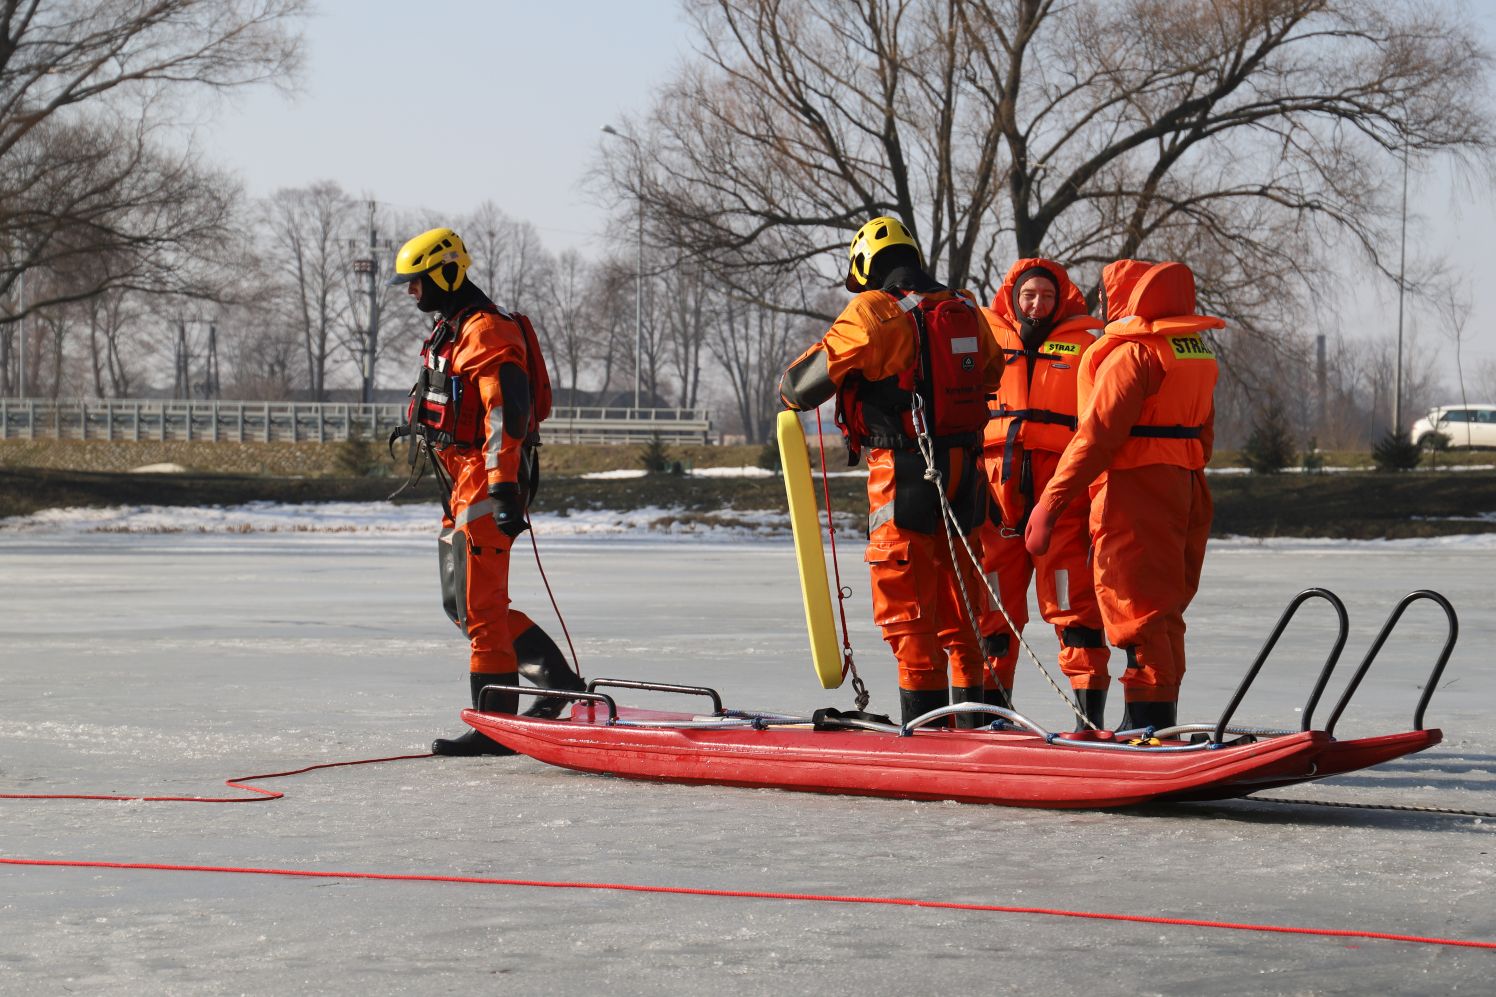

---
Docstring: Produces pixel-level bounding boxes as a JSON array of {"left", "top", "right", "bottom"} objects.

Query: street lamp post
[
  {"left": 1393, "top": 138, "right": 1409, "bottom": 436},
  {"left": 601, "top": 124, "right": 643, "bottom": 412}
]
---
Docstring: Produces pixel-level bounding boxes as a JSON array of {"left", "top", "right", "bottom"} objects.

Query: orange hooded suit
[
  {"left": 1029, "top": 261, "right": 1222, "bottom": 710},
  {"left": 976, "top": 259, "right": 1110, "bottom": 697},
  {"left": 781, "top": 286, "right": 1005, "bottom": 698}
]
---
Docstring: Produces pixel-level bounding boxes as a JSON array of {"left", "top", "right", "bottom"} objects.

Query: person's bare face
[
  {"left": 1017, "top": 276, "right": 1057, "bottom": 320},
  {"left": 407, "top": 278, "right": 423, "bottom": 304}
]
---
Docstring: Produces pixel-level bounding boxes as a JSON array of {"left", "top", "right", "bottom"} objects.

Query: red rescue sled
[{"left": 462, "top": 589, "right": 1455, "bottom": 810}]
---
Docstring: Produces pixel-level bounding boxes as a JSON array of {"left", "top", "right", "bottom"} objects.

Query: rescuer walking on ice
[
  {"left": 1026, "top": 260, "right": 1222, "bottom": 732},
  {"left": 779, "top": 217, "right": 1005, "bottom": 726},
  {"left": 388, "top": 227, "right": 584, "bottom": 756}
]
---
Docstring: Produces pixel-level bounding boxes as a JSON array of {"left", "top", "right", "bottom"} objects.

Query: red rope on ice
[
  {"left": 2, "top": 856, "right": 1492, "bottom": 951},
  {"left": 0, "top": 753, "right": 432, "bottom": 804}
]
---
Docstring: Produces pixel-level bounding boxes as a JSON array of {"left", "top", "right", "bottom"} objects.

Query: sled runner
[{"left": 458, "top": 587, "right": 1455, "bottom": 810}]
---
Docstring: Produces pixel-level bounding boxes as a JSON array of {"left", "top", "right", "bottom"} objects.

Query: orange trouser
[
  {"left": 440, "top": 510, "right": 519, "bottom": 674},
  {"left": 976, "top": 511, "right": 1110, "bottom": 692},
  {"left": 866, "top": 522, "right": 989, "bottom": 692},
  {"left": 1089, "top": 464, "right": 1212, "bottom": 702}
]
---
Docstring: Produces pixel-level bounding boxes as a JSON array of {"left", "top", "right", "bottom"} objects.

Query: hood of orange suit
[
  {"left": 1099, "top": 259, "right": 1153, "bottom": 323},
  {"left": 1127, "top": 261, "right": 1203, "bottom": 320},
  {"left": 1105, "top": 260, "right": 1226, "bottom": 339},
  {"left": 990, "top": 257, "right": 1089, "bottom": 327}
]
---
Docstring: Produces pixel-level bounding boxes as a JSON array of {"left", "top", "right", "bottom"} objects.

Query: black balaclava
[
  {"left": 869, "top": 245, "right": 943, "bottom": 294},
  {"left": 417, "top": 265, "right": 493, "bottom": 321},
  {"left": 1012, "top": 266, "right": 1059, "bottom": 351}
]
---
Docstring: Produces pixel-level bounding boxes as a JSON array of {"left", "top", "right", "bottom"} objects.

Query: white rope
[{"left": 910, "top": 393, "right": 1098, "bottom": 730}]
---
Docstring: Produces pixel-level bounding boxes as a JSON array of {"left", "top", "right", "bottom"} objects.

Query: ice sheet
[{"left": 1, "top": 525, "right": 1493, "bottom": 994}]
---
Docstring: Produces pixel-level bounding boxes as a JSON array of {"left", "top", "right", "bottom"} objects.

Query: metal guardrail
[{"left": 0, "top": 399, "right": 713, "bottom": 445}]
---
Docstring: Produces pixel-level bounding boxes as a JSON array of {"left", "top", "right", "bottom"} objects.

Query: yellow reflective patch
[
  {"left": 1169, "top": 335, "right": 1215, "bottom": 359},
  {"left": 1042, "top": 341, "right": 1080, "bottom": 356}
]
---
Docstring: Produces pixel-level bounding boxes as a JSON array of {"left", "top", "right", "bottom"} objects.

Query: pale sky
[
  {"left": 199, "top": 0, "right": 689, "bottom": 249},
  {"left": 200, "top": 0, "right": 1496, "bottom": 397}
]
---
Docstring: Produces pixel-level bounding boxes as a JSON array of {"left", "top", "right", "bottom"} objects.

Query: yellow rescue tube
[{"left": 776, "top": 409, "right": 844, "bottom": 689}]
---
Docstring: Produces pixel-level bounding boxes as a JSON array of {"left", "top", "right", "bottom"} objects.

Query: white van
[{"left": 1410, "top": 404, "right": 1496, "bottom": 448}]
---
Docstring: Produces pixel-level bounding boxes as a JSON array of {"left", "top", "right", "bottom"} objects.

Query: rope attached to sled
[
  {"left": 814, "top": 408, "right": 870, "bottom": 712},
  {"left": 909, "top": 393, "right": 1094, "bottom": 729}
]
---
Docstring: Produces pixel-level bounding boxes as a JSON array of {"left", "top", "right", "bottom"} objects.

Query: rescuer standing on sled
[
  {"left": 1026, "top": 260, "right": 1222, "bottom": 731},
  {"left": 976, "top": 259, "right": 1111, "bottom": 728},
  {"left": 388, "top": 227, "right": 584, "bottom": 756},
  {"left": 779, "top": 217, "right": 1005, "bottom": 726}
]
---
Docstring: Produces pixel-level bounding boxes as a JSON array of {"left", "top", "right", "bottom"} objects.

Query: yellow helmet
[
  {"left": 845, "top": 215, "right": 920, "bottom": 291},
  {"left": 388, "top": 227, "right": 471, "bottom": 291}
]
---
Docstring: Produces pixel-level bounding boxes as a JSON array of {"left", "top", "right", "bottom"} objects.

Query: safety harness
[{"left": 389, "top": 305, "right": 552, "bottom": 516}]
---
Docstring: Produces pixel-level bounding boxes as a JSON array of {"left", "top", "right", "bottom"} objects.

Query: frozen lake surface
[{"left": 2, "top": 511, "right": 1494, "bottom": 994}]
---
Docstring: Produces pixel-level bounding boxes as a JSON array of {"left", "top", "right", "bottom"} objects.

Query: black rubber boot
[
  {"left": 432, "top": 672, "right": 519, "bottom": 756},
  {"left": 1074, "top": 687, "right": 1109, "bottom": 731},
  {"left": 1119, "top": 699, "right": 1176, "bottom": 733},
  {"left": 950, "top": 685, "right": 987, "bottom": 729},
  {"left": 983, "top": 686, "right": 1013, "bottom": 711},
  {"left": 899, "top": 687, "right": 951, "bottom": 728},
  {"left": 514, "top": 624, "right": 586, "bottom": 719}
]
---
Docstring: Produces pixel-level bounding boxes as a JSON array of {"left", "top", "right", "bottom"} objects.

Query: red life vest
[{"left": 837, "top": 290, "right": 988, "bottom": 458}]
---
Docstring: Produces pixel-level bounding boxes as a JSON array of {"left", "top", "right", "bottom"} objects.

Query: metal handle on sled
[
  {"left": 1212, "top": 587, "right": 1349, "bottom": 745},
  {"left": 478, "top": 684, "right": 619, "bottom": 724},
  {"left": 585, "top": 678, "right": 726, "bottom": 716},
  {"left": 1323, "top": 590, "right": 1458, "bottom": 736},
  {"left": 899, "top": 704, "right": 1047, "bottom": 737}
]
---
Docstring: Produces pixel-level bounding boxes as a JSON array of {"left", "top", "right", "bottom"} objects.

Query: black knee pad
[
  {"left": 981, "top": 633, "right": 1011, "bottom": 659},
  {"left": 1061, "top": 626, "right": 1106, "bottom": 649}
]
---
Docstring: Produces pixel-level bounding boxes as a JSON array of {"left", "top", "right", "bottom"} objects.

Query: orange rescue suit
[
  {"left": 1035, "top": 261, "right": 1222, "bottom": 705},
  {"left": 781, "top": 287, "right": 1005, "bottom": 693},
  {"left": 977, "top": 259, "right": 1109, "bottom": 693},
  {"left": 430, "top": 308, "right": 533, "bottom": 676}
]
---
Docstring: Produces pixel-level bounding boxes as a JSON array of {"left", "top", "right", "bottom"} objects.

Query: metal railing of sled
[
  {"left": 1210, "top": 586, "right": 1458, "bottom": 743},
  {"left": 0, "top": 399, "right": 712, "bottom": 445}
]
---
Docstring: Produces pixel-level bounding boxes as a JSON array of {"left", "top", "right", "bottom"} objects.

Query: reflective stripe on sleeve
[
  {"left": 455, "top": 499, "right": 495, "bottom": 528},
  {"left": 485, "top": 410, "right": 503, "bottom": 470}
]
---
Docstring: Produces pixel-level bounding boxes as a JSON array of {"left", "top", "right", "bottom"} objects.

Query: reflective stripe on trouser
[
  {"left": 1090, "top": 464, "right": 1212, "bottom": 701},
  {"left": 439, "top": 507, "right": 519, "bottom": 675},
  {"left": 865, "top": 523, "right": 985, "bottom": 692},
  {"left": 976, "top": 512, "right": 1110, "bottom": 691}
]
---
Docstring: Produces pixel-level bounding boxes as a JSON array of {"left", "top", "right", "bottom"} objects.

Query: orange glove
[{"left": 1024, "top": 500, "right": 1059, "bottom": 557}]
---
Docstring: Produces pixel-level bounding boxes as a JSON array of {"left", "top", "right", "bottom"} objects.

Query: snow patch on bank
[
  {"left": 4, "top": 501, "right": 1495, "bottom": 547},
  {"left": 0, "top": 501, "right": 800, "bottom": 540}
]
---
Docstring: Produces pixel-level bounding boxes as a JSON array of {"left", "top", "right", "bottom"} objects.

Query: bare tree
[
  {"left": 218, "top": 298, "right": 302, "bottom": 400},
  {"left": 260, "top": 182, "right": 362, "bottom": 401},
  {"left": 1471, "top": 359, "right": 1496, "bottom": 407},
  {"left": 605, "top": 0, "right": 1490, "bottom": 324},
  {"left": 0, "top": 0, "right": 305, "bottom": 311},
  {"left": 1436, "top": 287, "right": 1474, "bottom": 421},
  {"left": 707, "top": 276, "right": 820, "bottom": 442},
  {"left": 587, "top": 260, "right": 636, "bottom": 405},
  {"left": 660, "top": 260, "right": 710, "bottom": 408},
  {"left": 461, "top": 203, "right": 552, "bottom": 313},
  {"left": 539, "top": 248, "right": 593, "bottom": 399},
  {"left": 83, "top": 287, "right": 141, "bottom": 398}
]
